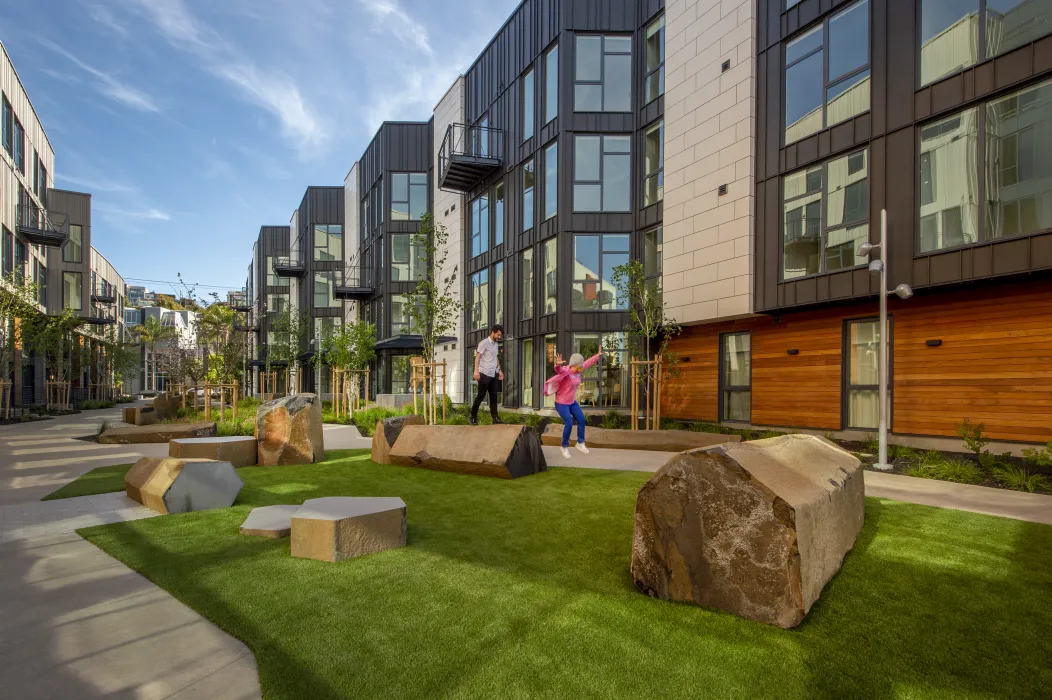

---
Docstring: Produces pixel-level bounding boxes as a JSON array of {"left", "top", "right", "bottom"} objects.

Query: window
[
  {"left": 33, "top": 150, "right": 39, "bottom": 197},
  {"left": 523, "top": 159, "right": 535, "bottom": 231},
  {"left": 14, "top": 240, "right": 25, "bottom": 284},
  {"left": 573, "top": 134, "right": 631, "bottom": 212},
  {"left": 645, "top": 15, "right": 665, "bottom": 105},
  {"left": 522, "top": 247, "right": 535, "bottom": 319},
  {"left": 313, "top": 224, "right": 342, "bottom": 262},
  {"left": 644, "top": 121, "right": 664, "bottom": 206},
  {"left": 1, "top": 227, "right": 11, "bottom": 277},
  {"left": 39, "top": 163, "right": 48, "bottom": 205},
  {"left": 391, "top": 295, "right": 419, "bottom": 335},
  {"left": 782, "top": 148, "right": 869, "bottom": 279},
  {"left": 36, "top": 261, "right": 47, "bottom": 306},
  {"left": 523, "top": 68, "right": 535, "bottom": 141},
  {"left": 315, "top": 317, "right": 341, "bottom": 344},
  {"left": 377, "top": 178, "right": 384, "bottom": 227},
  {"left": 494, "top": 181, "right": 505, "bottom": 246},
  {"left": 362, "top": 197, "right": 370, "bottom": 241},
  {"left": 543, "top": 333, "right": 559, "bottom": 408},
  {"left": 544, "top": 141, "right": 558, "bottom": 220},
  {"left": 784, "top": 0, "right": 870, "bottom": 144},
  {"left": 918, "top": 109, "right": 979, "bottom": 252},
  {"left": 494, "top": 261, "right": 505, "bottom": 325},
  {"left": 471, "top": 194, "right": 489, "bottom": 257},
  {"left": 720, "top": 333, "right": 752, "bottom": 422},
  {"left": 574, "top": 35, "right": 632, "bottom": 112},
  {"left": 545, "top": 44, "right": 559, "bottom": 123},
  {"left": 475, "top": 116, "right": 490, "bottom": 157},
  {"left": 313, "top": 272, "right": 339, "bottom": 308},
  {"left": 471, "top": 269, "right": 490, "bottom": 330},
  {"left": 845, "top": 319, "right": 882, "bottom": 429},
  {"left": 644, "top": 226, "right": 663, "bottom": 287},
  {"left": 543, "top": 237, "right": 557, "bottom": 314},
  {"left": 1, "top": 96, "right": 10, "bottom": 154},
  {"left": 391, "top": 173, "right": 427, "bottom": 220},
  {"left": 63, "top": 272, "right": 82, "bottom": 311},
  {"left": 572, "top": 332, "right": 627, "bottom": 407},
  {"left": 12, "top": 117, "right": 24, "bottom": 174},
  {"left": 391, "top": 234, "right": 427, "bottom": 281},
  {"left": 572, "top": 234, "right": 630, "bottom": 310},
  {"left": 266, "top": 255, "right": 282, "bottom": 287},
  {"left": 521, "top": 337, "right": 535, "bottom": 407}
]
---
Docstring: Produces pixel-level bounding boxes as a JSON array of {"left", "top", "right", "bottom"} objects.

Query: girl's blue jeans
[{"left": 554, "top": 401, "right": 586, "bottom": 447}]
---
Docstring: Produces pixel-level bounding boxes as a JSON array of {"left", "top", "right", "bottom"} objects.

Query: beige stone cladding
[{"left": 662, "top": 0, "right": 756, "bottom": 324}]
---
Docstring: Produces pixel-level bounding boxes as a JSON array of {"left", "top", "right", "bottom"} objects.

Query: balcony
[
  {"left": 333, "top": 266, "right": 375, "bottom": 300},
  {"left": 273, "top": 256, "right": 305, "bottom": 277},
  {"left": 16, "top": 203, "right": 68, "bottom": 247},
  {"left": 91, "top": 282, "right": 117, "bottom": 304},
  {"left": 438, "top": 123, "right": 503, "bottom": 193}
]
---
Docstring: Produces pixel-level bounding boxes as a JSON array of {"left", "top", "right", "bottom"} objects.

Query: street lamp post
[{"left": 857, "top": 209, "right": 914, "bottom": 470}]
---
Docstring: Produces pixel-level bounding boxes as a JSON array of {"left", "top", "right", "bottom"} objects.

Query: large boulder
[
  {"left": 124, "top": 457, "right": 243, "bottom": 515},
  {"left": 631, "top": 434, "right": 865, "bottom": 629},
  {"left": 256, "top": 394, "right": 325, "bottom": 466},
  {"left": 291, "top": 497, "right": 407, "bottom": 562},
  {"left": 170, "top": 436, "right": 258, "bottom": 467},
  {"left": 371, "top": 414, "right": 426, "bottom": 465},
  {"left": 98, "top": 422, "right": 216, "bottom": 444},
  {"left": 389, "top": 424, "right": 547, "bottom": 479},
  {"left": 541, "top": 425, "right": 740, "bottom": 451}
]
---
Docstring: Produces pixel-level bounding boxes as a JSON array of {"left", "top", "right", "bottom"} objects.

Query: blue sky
[{"left": 0, "top": 0, "right": 519, "bottom": 299}]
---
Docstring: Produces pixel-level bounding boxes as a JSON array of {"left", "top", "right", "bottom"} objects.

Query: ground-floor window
[
  {"left": 521, "top": 338, "right": 535, "bottom": 407},
  {"left": 572, "top": 332, "right": 627, "bottom": 407},
  {"left": 542, "top": 333, "right": 558, "bottom": 408},
  {"left": 845, "top": 318, "right": 885, "bottom": 429},
  {"left": 720, "top": 332, "right": 751, "bottom": 422},
  {"left": 392, "top": 356, "right": 410, "bottom": 394}
]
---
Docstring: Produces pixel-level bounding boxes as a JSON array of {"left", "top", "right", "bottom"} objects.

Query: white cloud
[
  {"left": 56, "top": 173, "right": 136, "bottom": 194},
  {"left": 96, "top": 205, "right": 172, "bottom": 221},
  {"left": 85, "top": 3, "right": 130, "bottom": 38},
  {"left": 37, "top": 39, "right": 159, "bottom": 112},
  {"left": 357, "top": 0, "right": 432, "bottom": 55}
]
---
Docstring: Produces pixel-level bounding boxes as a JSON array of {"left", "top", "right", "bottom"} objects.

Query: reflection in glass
[
  {"left": 545, "top": 45, "right": 559, "bottom": 123},
  {"left": 544, "top": 238, "right": 557, "bottom": 314},
  {"left": 522, "top": 247, "right": 534, "bottom": 318},
  {"left": 522, "top": 338, "right": 535, "bottom": 407},
  {"left": 644, "top": 227, "right": 663, "bottom": 279},
  {"left": 604, "top": 53, "right": 632, "bottom": 112},
  {"left": 603, "top": 136, "right": 631, "bottom": 212},
  {"left": 645, "top": 15, "right": 665, "bottom": 104},
  {"left": 848, "top": 319, "right": 880, "bottom": 429},
  {"left": 987, "top": 0, "right": 1052, "bottom": 57},
  {"left": 985, "top": 79, "right": 1052, "bottom": 240},
  {"left": 523, "top": 69, "right": 535, "bottom": 140},
  {"left": 828, "top": 0, "right": 869, "bottom": 79},
  {"left": 575, "top": 36, "right": 601, "bottom": 81},
  {"left": 471, "top": 269, "right": 489, "bottom": 330},
  {"left": 783, "top": 166, "right": 823, "bottom": 279},
  {"left": 919, "top": 0, "right": 979, "bottom": 86},
  {"left": 494, "top": 181, "right": 505, "bottom": 246},
  {"left": 918, "top": 109, "right": 979, "bottom": 252},
  {"left": 544, "top": 141, "right": 558, "bottom": 220},
  {"left": 785, "top": 51, "right": 824, "bottom": 143},
  {"left": 721, "top": 333, "right": 751, "bottom": 422},
  {"left": 495, "top": 262, "right": 505, "bottom": 325},
  {"left": 644, "top": 121, "right": 664, "bottom": 206},
  {"left": 523, "top": 159, "right": 535, "bottom": 231},
  {"left": 543, "top": 333, "right": 558, "bottom": 408},
  {"left": 826, "top": 69, "right": 871, "bottom": 128}
]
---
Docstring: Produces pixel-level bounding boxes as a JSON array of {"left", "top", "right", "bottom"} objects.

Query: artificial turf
[
  {"left": 42, "top": 463, "right": 134, "bottom": 500},
  {"left": 79, "top": 449, "right": 1052, "bottom": 699}
]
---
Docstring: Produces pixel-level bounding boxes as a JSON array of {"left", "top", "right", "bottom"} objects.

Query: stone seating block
[
  {"left": 170, "top": 436, "right": 258, "bottom": 467},
  {"left": 99, "top": 422, "right": 217, "bottom": 444},
  {"left": 540, "top": 425, "right": 740, "bottom": 451},
  {"left": 122, "top": 406, "right": 158, "bottom": 426},
  {"left": 153, "top": 392, "right": 181, "bottom": 420},
  {"left": 371, "top": 414, "right": 426, "bottom": 465},
  {"left": 240, "top": 505, "right": 301, "bottom": 538},
  {"left": 291, "top": 497, "right": 407, "bottom": 562},
  {"left": 389, "top": 424, "right": 547, "bottom": 479},
  {"left": 124, "top": 456, "right": 243, "bottom": 515},
  {"left": 631, "top": 434, "right": 864, "bottom": 629},
  {"left": 256, "top": 394, "right": 324, "bottom": 466}
]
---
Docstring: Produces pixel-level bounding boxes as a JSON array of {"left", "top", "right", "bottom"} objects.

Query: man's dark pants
[{"left": 471, "top": 373, "right": 499, "bottom": 421}]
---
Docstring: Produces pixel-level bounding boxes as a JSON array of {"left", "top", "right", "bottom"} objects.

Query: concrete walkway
[
  {"left": 322, "top": 423, "right": 373, "bottom": 450},
  {"left": 0, "top": 492, "right": 157, "bottom": 544}
]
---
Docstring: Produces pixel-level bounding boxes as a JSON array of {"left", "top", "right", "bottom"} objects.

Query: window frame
[
  {"left": 523, "top": 158, "right": 536, "bottom": 231},
  {"left": 522, "top": 67, "right": 536, "bottom": 142},
  {"left": 522, "top": 246, "right": 535, "bottom": 319},
  {"left": 1, "top": 227, "right": 11, "bottom": 277},
  {"left": 644, "top": 14, "right": 665, "bottom": 106},
  {"left": 643, "top": 120, "right": 664, "bottom": 207},
  {"left": 841, "top": 316, "right": 892, "bottom": 430},
  {"left": 521, "top": 337, "right": 535, "bottom": 408},
  {"left": 390, "top": 172, "right": 427, "bottom": 221},
  {"left": 471, "top": 268, "right": 490, "bottom": 330},
  {"left": 390, "top": 233, "right": 427, "bottom": 282},
  {"left": 573, "top": 133, "right": 632, "bottom": 213},
  {"left": 494, "top": 260, "right": 505, "bottom": 325},
  {"left": 573, "top": 34, "right": 633, "bottom": 113},
  {"left": 572, "top": 233, "right": 631, "bottom": 311},
  {"left": 644, "top": 226, "right": 663, "bottom": 286},
  {"left": 1, "top": 96, "right": 10, "bottom": 155},
  {"left": 719, "top": 331, "right": 752, "bottom": 423},
  {"left": 545, "top": 43, "right": 559, "bottom": 124},
  {"left": 543, "top": 140, "right": 558, "bottom": 221},
  {"left": 471, "top": 193, "right": 490, "bottom": 258},
  {"left": 494, "top": 180, "right": 505, "bottom": 246},
  {"left": 313, "top": 271, "right": 340, "bottom": 309},
  {"left": 63, "top": 271, "right": 82, "bottom": 311},
  {"left": 312, "top": 224, "right": 343, "bottom": 262},
  {"left": 543, "top": 237, "right": 557, "bottom": 315}
]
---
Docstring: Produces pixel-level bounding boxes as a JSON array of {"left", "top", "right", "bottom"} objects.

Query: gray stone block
[
  {"left": 239, "top": 505, "right": 300, "bottom": 538},
  {"left": 162, "top": 460, "right": 245, "bottom": 514}
]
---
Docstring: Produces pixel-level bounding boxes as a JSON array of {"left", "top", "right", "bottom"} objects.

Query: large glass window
[
  {"left": 471, "top": 269, "right": 490, "bottom": 330},
  {"left": 523, "top": 159, "right": 536, "bottom": 231},
  {"left": 14, "top": 240, "right": 25, "bottom": 284},
  {"left": 1, "top": 97, "right": 10, "bottom": 154},
  {"left": 494, "top": 261, "right": 505, "bottom": 325},
  {"left": 572, "top": 332, "right": 627, "bottom": 407},
  {"left": 522, "top": 247, "right": 534, "bottom": 319},
  {"left": 391, "top": 295, "right": 419, "bottom": 335},
  {"left": 572, "top": 233, "right": 630, "bottom": 310},
  {"left": 391, "top": 173, "right": 427, "bottom": 220},
  {"left": 1, "top": 228, "right": 11, "bottom": 277},
  {"left": 37, "top": 261, "right": 46, "bottom": 306},
  {"left": 543, "top": 237, "right": 557, "bottom": 314},
  {"left": 545, "top": 44, "right": 559, "bottom": 124},
  {"left": 644, "top": 120, "right": 664, "bottom": 206},
  {"left": 574, "top": 134, "right": 631, "bottom": 212},
  {"left": 918, "top": 109, "right": 979, "bottom": 252},
  {"left": 391, "top": 234, "right": 427, "bottom": 281},
  {"left": 846, "top": 319, "right": 882, "bottom": 429},
  {"left": 543, "top": 333, "right": 558, "bottom": 408},
  {"left": 720, "top": 333, "right": 752, "bottom": 422},
  {"left": 63, "top": 271, "right": 82, "bottom": 311},
  {"left": 783, "top": 149, "right": 869, "bottom": 279},
  {"left": 785, "top": 0, "right": 870, "bottom": 144},
  {"left": 471, "top": 194, "right": 490, "bottom": 257},
  {"left": 12, "top": 117, "right": 23, "bottom": 174},
  {"left": 494, "top": 181, "right": 505, "bottom": 246},
  {"left": 645, "top": 15, "right": 665, "bottom": 105},
  {"left": 64, "top": 223, "right": 83, "bottom": 263},
  {"left": 574, "top": 35, "right": 632, "bottom": 112},
  {"left": 313, "top": 224, "right": 342, "bottom": 261},
  {"left": 544, "top": 141, "right": 558, "bottom": 220},
  {"left": 644, "top": 226, "right": 663, "bottom": 284},
  {"left": 521, "top": 337, "right": 535, "bottom": 407},
  {"left": 314, "top": 272, "right": 340, "bottom": 308},
  {"left": 523, "top": 68, "right": 535, "bottom": 141}
]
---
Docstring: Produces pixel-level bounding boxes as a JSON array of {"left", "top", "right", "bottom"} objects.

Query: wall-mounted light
[
  {"left": 926, "top": 339, "right": 942, "bottom": 347},
  {"left": 722, "top": 59, "right": 731, "bottom": 72},
  {"left": 787, "top": 349, "right": 799, "bottom": 356},
  {"left": 718, "top": 184, "right": 729, "bottom": 196},
  {"left": 681, "top": 356, "right": 691, "bottom": 363}
]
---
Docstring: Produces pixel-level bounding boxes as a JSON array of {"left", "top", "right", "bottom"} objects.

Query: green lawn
[
  {"left": 79, "top": 449, "right": 1052, "bottom": 699},
  {"left": 43, "top": 463, "right": 134, "bottom": 500}
]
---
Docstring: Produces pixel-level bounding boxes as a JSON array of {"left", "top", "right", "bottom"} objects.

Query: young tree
[
  {"left": 406, "top": 213, "right": 460, "bottom": 364},
  {"left": 0, "top": 272, "right": 40, "bottom": 386},
  {"left": 269, "top": 309, "right": 310, "bottom": 394},
  {"left": 134, "top": 316, "right": 178, "bottom": 391},
  {"left": 21, "top": 310, "right": 86, "bottom": 398},
  {"left": 315, "top": 320, "right": 376, "bottom": 405},
  {"left": 109, "top": 338, "right": 141, "bottom": 395}
]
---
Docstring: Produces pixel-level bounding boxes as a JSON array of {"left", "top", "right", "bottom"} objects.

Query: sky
[{"left": 0, "top": 0, "right": 520, "bottom": 300}]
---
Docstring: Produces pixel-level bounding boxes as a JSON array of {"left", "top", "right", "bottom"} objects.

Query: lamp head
[
  {"left": 892, "top": 283, "right": 914, "bottom": 300},
  {"left": 868, "top": 259, "right": 884, "bottom": 274},
  {"left": 856, "top": 242, "right": 878, "bottom": 257}
]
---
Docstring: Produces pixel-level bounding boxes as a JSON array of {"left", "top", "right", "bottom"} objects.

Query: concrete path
[
  {"left": 323, "top": 423, "right": 373, "bottom": 450},
  {"left": 0, "top": 492, "right": 156, "bottom": 545},
  {"left": 0, "top": 405, "right": 167, "bottom": 506}
]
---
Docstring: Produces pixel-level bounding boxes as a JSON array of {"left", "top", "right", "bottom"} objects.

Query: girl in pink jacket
[{"left": 545, "top": 352, "right": 602, "bottom": 459}]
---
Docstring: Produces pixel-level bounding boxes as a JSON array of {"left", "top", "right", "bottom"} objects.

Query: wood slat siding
[{"left": 662, "top": 280, "right": 1052, "bottom": 442}]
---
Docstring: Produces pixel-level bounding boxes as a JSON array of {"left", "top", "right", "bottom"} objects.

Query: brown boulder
[
  {"left": 98, "top": 422, "right": 217, "bottom": 444},
  {"left": 631, "top": 434, "right": 864, "bottom": 628},
  {"left": 541, "top": 425, "right": 740, "bottom": 451},
  {"left": 124, "top": 456, "right": 243, "bottom": 515},
  {"left": 371, "top": 414, "right": 426, "bottom": 465},
  {"left": 389, "top": 424, "right": 546, "bottom": 479},
  {"left": 256, "top": 394, "right": 325, "bottom": 466},
  {"left": 291, "top": 497, "right": 406, "bottom": 562}
]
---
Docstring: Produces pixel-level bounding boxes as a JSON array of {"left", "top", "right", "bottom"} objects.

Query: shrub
[
  {"left": 992, "top": 464, "right": 1050, "bottom": 493},
  {"left": 1022, "top": 440, "right": 1052, "bottom": 468},
  {"left": 739, "top": 429, "right": 756, "bottom": 441},
  {"left": 80, "top": 400, "right": 115, "bottom": 410},
  {"left": 446, "top": 414, "right": 470, "bottom": 426},
  {"left": 932, "top": 457, "right": 983, "bottom": 484},
  {"left": 176, "top": 407, "right": 198, "bottom": 420},
  {"left": 216, "top": 418, "right": 255, "bottom": 437},
  {"left": 861, "top": 434, "right": 880, "bottom": 454},
  {"left": 690, "top": 422, "right": 732, "bottom": 435},
  {"left": 760, "top": 430, "right": 785, "bottom": 440},
  {"left": 601, "top": 410, "right": 622, "bottom": 429},
  {"left": 919, "top": 450, "right": 944, "bottom": 467},
  {"left": 889, "top": 444, "right": 919, "bottom": 461},
  {"left": 957, "top": 418, "right": 993, "bottom": 465},
  {"left": 822, "top": 431, "right": 836, "bottom": 442},
  {"left": 96, "top": 419, "right": 110, "bottom": 437}
]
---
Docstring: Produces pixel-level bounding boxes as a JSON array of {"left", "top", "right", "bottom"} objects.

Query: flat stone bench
[
  {"left": 390, "top": 424, "right": 547, "bottom": 479},
  {"left": 99, "top": 422, "right": 217, "bottom": 444},
  {"left": 290, "top": 497, "right": 407, "bottom": 562},
  {"left": 122, "top": 406, "right": 158, "bottom": 426},
  {"left": 170, "top": 436, "right": 258, "bottom": 467},
  {"left": 540, "top": 425, "right": 741, "bottom": 452},
  {"left": 240, "top": 504, "right": 300, "bottom": 538},
  {"left": 125, "top": 457, "right": 244, "bottom": 515}
]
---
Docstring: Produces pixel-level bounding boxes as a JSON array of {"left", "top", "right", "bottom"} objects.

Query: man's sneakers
[
  {"left": 492, "top": 416, "right": 505, "bottom": 424},
  {"left": 575, "top": 442, "right": 590, "bottom": 455},
  {"left": 560, "top": 447, "right": 572, "bottom": 459},
  {"left": 469, "top": 417, "right": 478, "bottom": 425}
]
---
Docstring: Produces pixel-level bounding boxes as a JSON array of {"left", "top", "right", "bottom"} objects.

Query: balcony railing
[
  {"left": 91, "top": 281, "right": 117, "bottom": 304},
  {"left": 333, "top": 266, "right": 375, "bottom": 300},
  {"left": 438, "top": 122, "right": 503, "bottom": 193},
  {"left": 86, "top": 303, "right": 118, "bottom": 325},
  {"left": 16, "top": 203, "right": 68, "bottom": 247},
  {"left": 273, "top": 256, "right": 305, "bottom": 277}
]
